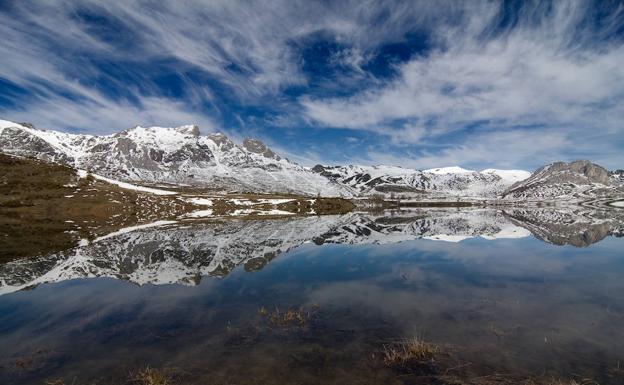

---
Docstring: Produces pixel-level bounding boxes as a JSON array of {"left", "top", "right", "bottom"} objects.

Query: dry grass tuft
[
  {"left": 128, "top": 367, "right": 172, "bottom": 385},
  {"left": 258, "top": 306, "right": 314, "bottom": 327},
  {"left": 382, "top": 337, "right": 439, "bottom": 366}
]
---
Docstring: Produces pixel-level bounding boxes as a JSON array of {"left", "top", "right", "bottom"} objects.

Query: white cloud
[
  {"left": 0, "top": 0, "right": 458, "bottom": 134},
  {"left": 367, "top": 129, "right": 571, "bottom": 170},
  {"left": 302, "top": 1, "right": 624, "bottom": 168}
]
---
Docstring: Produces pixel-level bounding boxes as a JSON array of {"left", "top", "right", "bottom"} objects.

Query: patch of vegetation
[
  {"left": 258, "top": 305, "right": 318, "bottom": 328},
  {"left": 128, "top": 367, "right": 174, "bottom": 385},
  {"left": 381, "top": 337, "right": 439, "bottom": 367},
  {"left": 311, "top": 197, "right": 355, "bottom": 214}
]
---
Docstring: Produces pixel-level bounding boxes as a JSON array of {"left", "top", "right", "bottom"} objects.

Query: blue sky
[{"left": 0, "top": 0, "right": 623, "bottom": 170}]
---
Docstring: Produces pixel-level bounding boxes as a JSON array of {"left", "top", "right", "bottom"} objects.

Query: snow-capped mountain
[
  {"left": 2, "top": 207, "right": 622, "bottom": 295},
  {"left": 311, "top": 164, "right": 530, "bottom": 198},
  {"left": 503, "top": 160, "right": 624, "bottom": 201},
  {"left": 0, "top": 120, "right": 350, "bottom": 196},
  {"left": 2, "top": 119, "right": 622, "bottom": 201}
]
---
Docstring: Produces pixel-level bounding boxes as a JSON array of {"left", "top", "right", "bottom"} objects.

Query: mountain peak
[
  {"left": 207, "top": 132, "right": 235, "bottom": 150},
  {"left": 174, "top": 124, "right": 200, "bottom": 136},
  {"left": 503, "top": 160, "right": 618, "bottom": 199},
  {"left": 480, "top": 169, "right": 531, "bottom": 183},
  {"left": 536, "top": 160, "right": 612, "bottom": 185},
  {"left": 242, "top": 138, "right": 280, "bottom": 160},
  {"left": 123, "top": 124, "right": 200, "bottom": 137},
  {"left": 424, "top": 166, "right": 475, "bottom": 174}
]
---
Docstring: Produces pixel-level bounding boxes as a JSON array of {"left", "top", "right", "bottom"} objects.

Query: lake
[{"left": 1, "top": 208, "right": 623, "bottom": 384}]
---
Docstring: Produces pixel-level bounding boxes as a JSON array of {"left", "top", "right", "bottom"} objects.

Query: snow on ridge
[
  {"left": 0, "top": 119, "right": 30, "bottom": 130},
  {"left": 480, "top": 169, "right": 531, "bottom": 183},
  {"left": 123, "top": 125, "right": 198, "bottom": 145},
  {"left": 424, "top": 166, "right": 475, "bottom": 174},
  {"left": 0, "top": 119, "right": 93, "bottom": 160}
]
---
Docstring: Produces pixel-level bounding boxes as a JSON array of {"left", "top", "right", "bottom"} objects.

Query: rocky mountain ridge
[
  {"left": 0, "top": 120, "right": 350, "bottom": 197},
  {"left": 1, "top": 119, "right": 622, "bottom": 201},
  {"left": 312, "top": 164, "right": 531, "bottom": 198},
  {"left": 503, "top": 160, "right": 624, "bottom": 201}
]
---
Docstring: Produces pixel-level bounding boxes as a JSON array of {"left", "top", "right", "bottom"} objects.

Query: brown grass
[
  {"left": 258, "top": 306, "right": 315, "bottom": 328},
  {"left": 382, "top": 337, "right": 439, "bottom": 366},
  {"left": 0, "top": 153, "right": 192, "bottom": 262},
  {"left": 128, "top": 367, "right": 172, "bottom": 385}
]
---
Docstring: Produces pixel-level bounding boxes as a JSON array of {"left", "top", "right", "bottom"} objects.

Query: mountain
[
  {"left": 2, "top": 119, "right": 622, "bottom": 202},
  {"left": 0, "top": 120, "right": 350, "bottom": 197},
  {"left": 311, "top": 164, "right": 530, "bottom": 198},
  {"left": 503, "top": 160, "right": 624, "bottom": 201}
]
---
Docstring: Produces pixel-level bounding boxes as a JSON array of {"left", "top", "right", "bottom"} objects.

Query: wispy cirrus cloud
[
  {"left": 0, "top": 0, "right": 447, "bottom": 131},
  {"left": 302, "top": 1, "right": 624, "bottom": 169}
]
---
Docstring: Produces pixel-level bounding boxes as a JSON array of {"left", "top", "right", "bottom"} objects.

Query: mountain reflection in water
[
  {"left": 1, "top": 207, "right": 624, "bottom": 385},
  {"left": 1, "top": 207, "right": 622, "bottom": 294}
]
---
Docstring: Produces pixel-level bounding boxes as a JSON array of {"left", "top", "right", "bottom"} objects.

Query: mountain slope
[{"left": 0, "top": 120, "right": 350, "bottom": 196}]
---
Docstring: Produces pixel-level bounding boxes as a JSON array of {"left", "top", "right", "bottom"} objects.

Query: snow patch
[
  {"left": 185, "top": 198, "right": 213, "bottom": 206},
  {"left": 424, "top": 234, "right": 472, "bottom": 242},
  {"left": 424, "top": 166, "right": 475, "bottom": 174},
  {"left": 480, "top": 169, "right": 531, "bottom": 183},
  {"left": 91, "top": 174, "right": 177, "bottom": 195},
  {"left": 186, "top": 209, "right": 214, "bottom": 218}
]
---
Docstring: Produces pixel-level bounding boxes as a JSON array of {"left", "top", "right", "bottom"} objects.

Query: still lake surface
[{"left": 1, "top": 208, "right": 623, "bottom": 384}]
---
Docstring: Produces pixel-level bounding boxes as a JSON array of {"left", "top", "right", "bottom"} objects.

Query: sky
[{"left": 0, "top": 0, "right": 623, "bottom": 171}]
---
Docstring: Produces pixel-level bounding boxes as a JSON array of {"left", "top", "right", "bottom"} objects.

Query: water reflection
[
  {"left": 1, "top": 208, "right": 623, "bottom": 384},
  {"left": 1, "top": 208, "right": 623, "bottom": 295}
]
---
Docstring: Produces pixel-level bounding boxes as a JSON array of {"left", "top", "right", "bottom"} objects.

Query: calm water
[{"left": 1, "top": 208, "right": 623, "bottom": 384}]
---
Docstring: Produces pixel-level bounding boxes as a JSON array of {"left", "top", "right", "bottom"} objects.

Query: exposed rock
[{"left": 242, "top": 138, "right": 281, "bottom": 160}]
